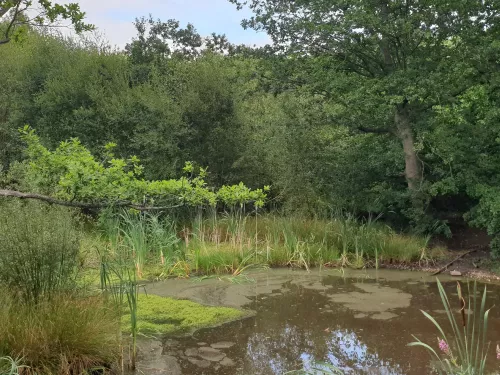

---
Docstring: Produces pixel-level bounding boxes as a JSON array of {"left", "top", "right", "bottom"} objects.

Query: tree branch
[
  {"left": 356, "top": 126, "right": 391, "bottom": 134},
  {"left": 0, "top": 189, "right": 183, "bottom": 211},
  {"left": 2, "top": 0, "right": 22, "bottom": 44}
]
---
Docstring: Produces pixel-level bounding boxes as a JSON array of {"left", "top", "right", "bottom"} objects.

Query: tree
[
  {"left": 230, "top": 0, "right": 499, "bottom": 217},
  {"left": 125, "top": 15, "right": 234, "bottom": 84},
  {"left": 0, "top": 0, "right": 93, "bottom": 45}
]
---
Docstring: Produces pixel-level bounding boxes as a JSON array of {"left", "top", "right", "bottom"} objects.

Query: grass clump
[
  {"left": 0, "top": 201, "right": 81, "bottom": 303},
  {"left": 0, "top": 356, "right": 26, "bottom": 375},
  {"left": 0, "top": 290, "right": 121, "bottom": 375},
  {"left": 0, "top": 202, "right": 122, "bottom": 374},
  {"left": 121, "top": 294, "right": 244, "bottom": 335}
]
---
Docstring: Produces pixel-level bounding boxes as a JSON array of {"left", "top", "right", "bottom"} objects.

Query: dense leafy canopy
[{"left": 2, "top": 1, "right": 500, "bottom": 255}]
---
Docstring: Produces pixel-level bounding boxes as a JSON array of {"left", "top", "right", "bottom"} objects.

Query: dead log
[{"left": 431, "top": 249, "right": 479, "bottom": 276}]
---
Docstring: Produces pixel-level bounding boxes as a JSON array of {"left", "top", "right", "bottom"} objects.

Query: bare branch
[{"left": 0, "top": 189, "right": 183, "bottom": 211}]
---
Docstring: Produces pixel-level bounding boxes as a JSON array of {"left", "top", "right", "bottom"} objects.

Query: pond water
[{"left": 139, "top": 269, "right": 500, "bottom": 375}]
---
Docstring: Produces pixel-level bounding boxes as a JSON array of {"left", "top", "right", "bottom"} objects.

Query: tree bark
[{"left": 395, "top": 105, "right": 421, "bottom": 192}]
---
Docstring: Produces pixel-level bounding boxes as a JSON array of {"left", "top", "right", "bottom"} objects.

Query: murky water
[{"left": 139, "top": 269, "right": 500, "bottom": 375}]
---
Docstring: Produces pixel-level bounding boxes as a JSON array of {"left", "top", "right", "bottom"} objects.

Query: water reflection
[
  {"left": 246, "top": 323, "right": 405, "bottom": 374},
  {"left": 152, "top": 272, "right": 500, "bottom": 375}
]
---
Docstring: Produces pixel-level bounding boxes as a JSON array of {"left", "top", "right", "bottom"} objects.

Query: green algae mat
[{"left": 122, "top": 294, "right": 244, "bottom": 335}]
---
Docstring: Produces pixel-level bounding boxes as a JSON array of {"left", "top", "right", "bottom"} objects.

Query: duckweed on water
[{"left": 122, "top": 294, "right": 244, "bottom": 335}]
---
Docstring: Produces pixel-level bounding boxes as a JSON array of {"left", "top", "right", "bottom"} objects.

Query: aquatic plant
[
  {"left": 120, "top": 210, "right": 149, "bottom": 278},
  {"left": 99, "top": 254, "right": 140, "bottom": 370},
  {"left": 147, "top": 213, "right": 179, "bottom": 265},
  {"left": 122, "top": 294, "right": 244, "bottom": 335},
  {"left": 408, "top": 279, "right": 493, "bottom": 375},
  {"left": 95, "top": 211, "right": 438, "bottom": 280}
]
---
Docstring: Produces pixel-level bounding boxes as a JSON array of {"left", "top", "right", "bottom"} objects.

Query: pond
[{"left": 138, "top": 269, "right": 500, "bottom": 375}]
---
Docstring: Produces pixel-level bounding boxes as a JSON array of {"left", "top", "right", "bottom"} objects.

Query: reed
[
  {"left": 286, "top": 362, "right": 344, "bottom": 374},
  {"left": 97, "top": 211, "right": 437, "bottom": 279},
  {"left": 408, "top": 279, "right": 493, "bottom": 375},
  {"left": 99, "top": 254, "right": 140, "bottom": 371}
]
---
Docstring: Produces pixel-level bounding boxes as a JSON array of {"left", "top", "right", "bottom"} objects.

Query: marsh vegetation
[{"left": 2, "top": 0, "right": 500, "bottom": 373}]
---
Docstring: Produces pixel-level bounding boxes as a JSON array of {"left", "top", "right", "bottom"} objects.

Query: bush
[
  {"left": 0, "top": 289, "right": 121, "bottom": 374},
  {"left": 0, "top": 201, "right": 81, "bottom": 303}
]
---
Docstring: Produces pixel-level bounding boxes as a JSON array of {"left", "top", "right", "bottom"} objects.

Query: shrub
[{"left": 0, "top": 201, "right": 81, "bottom": 303}]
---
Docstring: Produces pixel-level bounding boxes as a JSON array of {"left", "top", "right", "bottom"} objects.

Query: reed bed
[{"left": 90, "top": 211, "right": 439, "bottom": 279}]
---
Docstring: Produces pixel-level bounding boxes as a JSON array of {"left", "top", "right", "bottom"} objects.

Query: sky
[{"left": 75, "top": 0, "right": 270, "bottom": 48}]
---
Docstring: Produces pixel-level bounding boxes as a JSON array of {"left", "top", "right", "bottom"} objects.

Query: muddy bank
[{"left": 383, "top": 247, "right": 500, "bottom": 282}]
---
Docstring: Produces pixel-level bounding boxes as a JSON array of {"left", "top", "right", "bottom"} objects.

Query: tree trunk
[{"left": 395, "top": 105, "right": 421, "bottom": 192}]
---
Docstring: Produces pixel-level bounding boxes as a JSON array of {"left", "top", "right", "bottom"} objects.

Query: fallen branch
[
  {"left": 0, "top": 189, "right": 183, "bottom": 211},
  {"left": 431, "top": 249, "right": 479, "bottom": 276}
]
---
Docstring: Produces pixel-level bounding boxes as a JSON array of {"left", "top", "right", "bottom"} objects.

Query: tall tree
[
  {"left": 230, "top": 0, "right": 499, "bottom": 213},
  {"left": 0, "top": 0, "right": 92, "bottom": 44}
]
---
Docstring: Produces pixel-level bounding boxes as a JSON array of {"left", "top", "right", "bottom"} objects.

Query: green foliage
[
  {"left": 229, "top": 0, "right": 500, "bottom": 240},
  {"left": 0, "top": 201, "right": 81, "bottom": 303},
  {"left": 218, "top": 182, "right": 269, "bottom": 208},
  {"left": 15, "top": 127, "right": 266, "bottom": 209},
  {"left": 3, "top": 10, "right": 500, "bottom": 257},
  {"left": 408, "top": 280, "right": 493, "bottom": 375}
]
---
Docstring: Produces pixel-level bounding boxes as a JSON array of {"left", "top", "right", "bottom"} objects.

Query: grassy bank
[
  {"left": 0, "top": 200, "right": 445, "bottom": 374},
  {"left": 0, "top": 290, "right": 121, "bottom": 375},
  {"left": 85, "top": 211, "right": 444, "bottom": 281},
  {"left": 0, "top": 202, "right": 246, "bottom": 374}
]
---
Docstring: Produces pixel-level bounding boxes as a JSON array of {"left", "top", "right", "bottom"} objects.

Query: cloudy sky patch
[{"left": 75, "top": 0, "right": 269, "bottom": 48}]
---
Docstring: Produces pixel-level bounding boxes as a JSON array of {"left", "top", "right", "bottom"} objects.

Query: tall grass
[
  {"left": 95, "top": 210, "right": 437, "bottom": 279},
  {"left": 0, "top": 289, "right": 121, "bottom": 375},
  {"left": 0, "top": 201, "right": 81, "bottom": 303},
  {"left": 0, "top": 202, "right": 122, "bottom": 374},
  {"left": 408, "top": 279, "right": 493, "bottom": 375}
]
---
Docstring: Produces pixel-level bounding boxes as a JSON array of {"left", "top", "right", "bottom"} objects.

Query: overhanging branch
[{"left": 0, "top": 189, "right": 183, "bottom": 211}]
